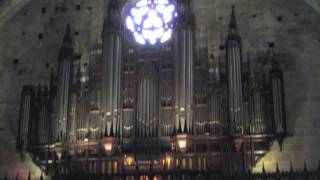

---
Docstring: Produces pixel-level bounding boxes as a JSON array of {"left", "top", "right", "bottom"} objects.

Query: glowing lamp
[
  {"left": 175, "top": 134, "right": 190, "bottom": 153},
  {"left": 100, "top": 136, "right": 116, "bottom": 156},
  {"left": 124, "top": 155, "right": 135, "bottom": 166},
  {"left": 104, "top": 143, "right": 113, "bottom": 152},
  {"left": 177, "top": 139, "right": 187, "bottom": 149}
]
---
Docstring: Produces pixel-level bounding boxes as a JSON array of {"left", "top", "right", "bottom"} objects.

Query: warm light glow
[
  {"left": 56, "top": 152, "right": 62, "bottom": 160},
  {"left": 101, "top": 137, "right": 116, "bottom": 156},
  {"left": 177, "top": 139, "right": 187, "bottom": 149},
  {"left": 165, "top": 155, "right": 172, "bottom": 168},
  {"left": 104, "top": 143, "right": 112, "bottom": 152},
  {"left": 125, "top": 155, "right": 135, "bottom": 166},
  {"left": 126, "top": 0, "right": 176, "bottom": 45},
  {"left": 176, "top": 134, "right": 189, "bottom": 153}
]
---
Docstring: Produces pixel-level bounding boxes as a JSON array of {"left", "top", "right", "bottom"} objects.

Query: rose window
[{"left": 126, "top": 0, "right": 177, "bottom": 45}]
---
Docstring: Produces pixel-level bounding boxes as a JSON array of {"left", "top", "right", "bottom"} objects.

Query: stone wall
[{"left": 0, "top": 0, "right": 320, "bottom": 175}]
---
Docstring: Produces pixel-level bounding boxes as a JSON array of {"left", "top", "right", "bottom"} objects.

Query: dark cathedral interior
[{"left": 1, "top": 0, "right": 320, "bottom": 179}]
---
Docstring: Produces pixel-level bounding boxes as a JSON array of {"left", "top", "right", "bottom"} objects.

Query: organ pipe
[
  {"left": 226, "top": 7, "right": 244, "bottom": 135},
  {"left": 17, "top": 86, "right": 35, "bottom": 152},
  {"left": 271, "top": 61, "right": 286, "bottom": 135},
  {"left": 37, "top": 86, "right": 51, "bottom": 145},
  {"left": 250, "top": 77, "right": 266, "bottom": 134},
  {"left": 101, "top": 0, "right": 123, "bottom": 137},
  {"left": 174, "top": 0, "right": 194, "bottom": 133},
  {"left": 208, "top": 90, "right": 225, "bottom": 136},
  {"left": 159, "top": 64, "right": 174, "bottom": 136},
  {"left": 55, "top": 25, "right": 74, "bottom": 142},
  {"left": 137, "top": 63, "right": 158, "bottom": 138}
]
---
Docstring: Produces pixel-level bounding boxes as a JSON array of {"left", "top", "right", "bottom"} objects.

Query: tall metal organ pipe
[
  {"left": 101, "top": 0, "right": 122, "bottom": 137},
  {"left": 137, "top": 63, "right": 158, "bottom": 138},
  {"left": 17, "top": 86, "right": 35, "bottom": 152},
  {"left": 250, "top": 79, "right": 266, "bottom": 134},
  {"left": 225, "top": 7, "right": 244, "bottom": 135},
  {"left": 55, "top": 25, "right": 74, "bottom": 142},
  {"left": 208, "top": 91, "right": 225, "bottom": 135},
  {"left": 37, "top": 87, "right": 51, "bottom": 145},
  {"left": 271, "top": 61, "right": 286, "bottom": 135},
  {"left": 174, "top": 0, "right": 194, "bottom": 133}
]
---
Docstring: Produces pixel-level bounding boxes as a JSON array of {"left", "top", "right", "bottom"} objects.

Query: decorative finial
[
  {"left": 229, "top": 5, "right": 237, "bottom": 31},
  {"left": 63, "top": 24, "right": 72, "bottom": 43}
]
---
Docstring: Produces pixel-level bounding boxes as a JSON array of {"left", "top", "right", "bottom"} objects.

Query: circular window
[{"left": 126, "top": 0, "right": 177, "bottom": 45}]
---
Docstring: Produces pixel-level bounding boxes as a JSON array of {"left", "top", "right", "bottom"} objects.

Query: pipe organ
[
  {"left": 250, "top": 75, "right": 267, "bottom": 134},
  {"left": 89, "top": 44, "right": 103, "bottom": 139},
  {"left": 226, "top": 7, "right": 244, "bottom": 135},
  {"left": 271, "top": 60, "right": 286, "bottom": 135},
  {"left": 101, "top": 0, "right": 123, "bottom": 137},
  {"left": 137, "top": 62, "right": 159, "bottom": 138},
  {"left": 16, "top": 0, "right": 288, "bottom": 177},
  {"left": 208, "top": 89, "right": 227, "bottom": 136},
  {"left": 36, "top": 86, "right": 51, "bottom": 145},
  {"left": 174, "top": 0, "right": 194, "bottom": 134},
  {"left": 55, "top": 25, "right": 74, "bottom": 142},
  {"left": 159, "top": 61, "right": 174, "bottom": 137},
  {"left": 16, "top": 86, "right": 35, "bottom": 152}
]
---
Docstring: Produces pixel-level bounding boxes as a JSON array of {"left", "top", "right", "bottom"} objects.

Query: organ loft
[{"left": 16, "top": 0, "right": 287, "bottom": 178}]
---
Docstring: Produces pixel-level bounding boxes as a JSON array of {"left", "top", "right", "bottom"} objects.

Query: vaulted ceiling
[
  {"left": 0, "top": 0, "right": 320, "bottom": 29},
  {"left": 0, "top": 0, "right": 31, "bottom": 29},
  {"left": 304, "top": 0, "right": 320, "bottom": 13}
]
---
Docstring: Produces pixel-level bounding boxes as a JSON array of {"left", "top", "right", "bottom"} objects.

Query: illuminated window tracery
[{"left": 126, "top": 0, "right": 177, "bottom": 45}]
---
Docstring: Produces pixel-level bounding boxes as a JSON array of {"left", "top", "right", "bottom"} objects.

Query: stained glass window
[{"left": 126, "top": 0, "right": 177, "bottom": 45}]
